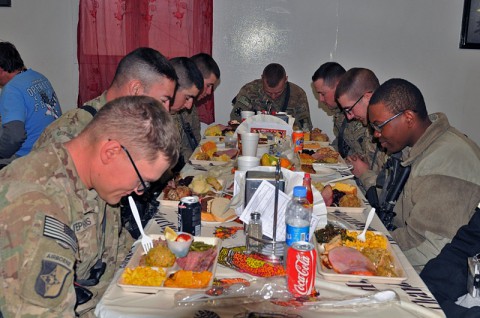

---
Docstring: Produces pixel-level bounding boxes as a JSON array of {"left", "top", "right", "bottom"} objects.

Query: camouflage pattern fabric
[
  {"left": 230, "top": 79, "right": 312, "bottom": 130},
  {"left": 173, "top": 106, "right": 202, "bottom": 161},
  {"left": 358, "top": 127, "right": 389, "bottom": 191},
  {"left": 330, "top": 108, "right": 368, "bottom": 157},
  {"left": 0, "top": 143, "right": 125, "bottom": 317},
  {"left": 33, "top": 92, "right": 107, "bottom": 150}
]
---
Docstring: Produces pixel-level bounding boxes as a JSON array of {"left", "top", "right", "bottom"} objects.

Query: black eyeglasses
[
  {"left": 370, "top": 111, "right": 405, "bottom": 132},
  {"left": 342, "top": 91, "right": 372, "bottom": 115},
  {"left": 121, "top": 145, "right": 151, "bottom": 193}
]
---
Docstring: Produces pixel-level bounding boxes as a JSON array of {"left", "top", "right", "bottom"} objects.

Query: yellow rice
[
  {"left": 122, "top": 266, "right": 166, "bottom": 286},
  {"left": 344, "top": 230, "right": 388, "bottom": 251}
]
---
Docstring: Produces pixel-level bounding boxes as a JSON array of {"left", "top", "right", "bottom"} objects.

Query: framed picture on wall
[
  {"left": 460, "top": 0, "right": 480, "bottom": 49},
  {"left": 0, "top": 0, "right": 11, "bottom": 7}
]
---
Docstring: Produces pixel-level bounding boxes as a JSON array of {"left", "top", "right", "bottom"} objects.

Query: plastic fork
[
  {"left": 128, "top": 196, "right": 154, "bottom": 253},
  {"left": 357, "top": 208, "right": 376, "bottom": 242}
]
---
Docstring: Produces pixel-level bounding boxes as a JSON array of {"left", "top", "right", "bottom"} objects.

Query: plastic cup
[
  {"left": 241, "top": 111, "right": 255, "bottom": 122},
  {"left": 239, "top": 132, "right": 259, "bottom": 157},
  {"left": 237, "top": 156, "right": 260, "bottom": 171}
]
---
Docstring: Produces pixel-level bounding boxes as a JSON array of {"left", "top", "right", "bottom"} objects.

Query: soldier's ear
[
  {"left": 101, "top": 139, "right": 123, "bottom": 164},
  {"left": 127, "top": 80, "right": 143, "bottom": 96}
]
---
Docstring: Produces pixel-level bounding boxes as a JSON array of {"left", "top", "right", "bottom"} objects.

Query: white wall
[
  {"left": 0, "top": 0, "right": 79, "bottom": 111},
  {"left": 1, "top": 0, "right": 478, "bottom": 145},
  {"left": 213, "top": 0, "right": 480, "bottom": 145}
]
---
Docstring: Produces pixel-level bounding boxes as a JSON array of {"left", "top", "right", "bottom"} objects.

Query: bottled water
[{"left": 285, "top": 186, "right": 312, "bottom": 246}]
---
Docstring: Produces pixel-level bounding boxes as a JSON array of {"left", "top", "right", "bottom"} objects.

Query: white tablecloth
[{"left": 96, "top": 164, "right": 445, "bottom": 318}]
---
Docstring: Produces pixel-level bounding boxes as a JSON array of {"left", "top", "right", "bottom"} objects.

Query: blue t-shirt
[{"left": 0, "top": 69, "right": 62, "bottom": 157}]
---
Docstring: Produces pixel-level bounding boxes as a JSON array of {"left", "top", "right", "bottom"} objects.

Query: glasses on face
[
  {"left": 370, "top": 110, "right": 405, "bottom": 133},
  {"left": 121, "top": 145, "right": 151, "bottom": 194},
  {"left": 342, "top": 92, "right": 366, "bottom": 115}
]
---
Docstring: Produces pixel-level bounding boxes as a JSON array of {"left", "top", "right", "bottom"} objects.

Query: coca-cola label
[
  {"left": 293, "top": 253, "right": 311, "bottom": 294},
  {"left": 287, "top": 243, "right": 316, "bottom": 297}
]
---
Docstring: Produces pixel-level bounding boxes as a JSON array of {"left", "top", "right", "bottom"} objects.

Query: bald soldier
[
  {"left": 230, "top": 63, "right": 312, "bottom": 130},
  {"left": 0, "top": 96, "right": 180, "bottom": 317}
]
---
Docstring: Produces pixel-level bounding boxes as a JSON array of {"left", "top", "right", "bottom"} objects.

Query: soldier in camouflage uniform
[
  {"left": 0, "top": 96, "right": 180, "bottom": 317},
  {"left": 191, "top": 53, "right": 221, "bottom": 124},
  {"left": 169, "top": 57, "right": 204, "bottom": 161},
  {"left": 312, "top": 62, "right": 367, "bottom": 158},
  {"left": 335, "top": 67, "right": 387, "bottom": 192},
  {"left": 27, "top": 48, "right": 177, "bottom": 315},
  {"left": 231, "top": 63, "right": 312, "bottom": 130},
  {"left": 33, "top": 48, "right": 177, "bottom": 149}
]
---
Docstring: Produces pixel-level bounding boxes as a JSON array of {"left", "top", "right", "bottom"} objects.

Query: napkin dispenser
[
  {"left": 244, "top": 170, "right": 285, "bottom": 208},
  {"left": 272, "top": 112, "right": 289, "bottom": 124}
]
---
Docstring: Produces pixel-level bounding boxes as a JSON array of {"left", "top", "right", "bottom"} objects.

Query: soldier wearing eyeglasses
[
  {"left": 0, "top": 96, "right": 180, "bottom": 317},
  {"left": 368, "top": 78, "right": 480, "bottom": 273},
  {"left": 335, "top": 68, "right": 387, "bottom": 191},
  {"left": 312, "top": 62, "right": 367, "bottom": 158}
]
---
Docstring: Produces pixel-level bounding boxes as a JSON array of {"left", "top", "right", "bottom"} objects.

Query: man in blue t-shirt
[{"left": 0, "top": 41, "right": 62, "bottom": 167}]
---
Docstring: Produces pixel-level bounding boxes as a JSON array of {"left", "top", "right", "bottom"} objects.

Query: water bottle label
[{"left": 286, "top": 224, "right": 309, "bottom": 246}]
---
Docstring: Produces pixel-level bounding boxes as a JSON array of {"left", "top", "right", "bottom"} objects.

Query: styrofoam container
[{"left": 237, "top": 156, "right": 260, "bottom": 171}]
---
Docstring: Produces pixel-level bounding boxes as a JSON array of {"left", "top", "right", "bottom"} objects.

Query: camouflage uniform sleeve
[
  {"left": 33, "top": 108, "right": 95, "bottom": 151},
  {"left": 290, "top": 85, "right": 312, "bottom": 130},
  {"left": 0, "top": 192, "right": 78, "bottom": 317},
  {"left": 358, "top": 129, "right": 388, "bottom": 191},
  {"left": 190, "top": 107, "right": 202, "bottom": 143},
  {"left": 230, "top": 83, "right": 255, "bottom": 121},
  {"left": 330, "top": 111, "right": 345, "bottom": 151}
]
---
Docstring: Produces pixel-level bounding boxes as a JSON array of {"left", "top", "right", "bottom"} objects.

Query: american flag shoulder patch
[{"left": 43, "top": 216, "right": 78, "bottom": 253}]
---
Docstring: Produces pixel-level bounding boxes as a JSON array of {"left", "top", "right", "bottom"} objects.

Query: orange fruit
[{"left": 280, "top": 158, "right": 292, "bottom": 169}]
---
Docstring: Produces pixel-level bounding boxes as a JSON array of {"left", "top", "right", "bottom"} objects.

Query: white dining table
[{"left": 95, "top": 164, "right": 445, "bottom": 318}]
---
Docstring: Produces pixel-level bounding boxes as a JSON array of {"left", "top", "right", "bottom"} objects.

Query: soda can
[
  {"left": 286, "top": 241, "right": 316, "bottom": 297},
  {"left": 292, "top": 130, "right": 304, "bottom": 153},
  {"left": 178, "top": 196, "right": 201, "bottom": 236}
]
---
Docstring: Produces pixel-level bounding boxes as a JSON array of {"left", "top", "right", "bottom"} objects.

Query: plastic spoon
[{"left": 357, "top": 208, "right": 376, "bottom": 242}]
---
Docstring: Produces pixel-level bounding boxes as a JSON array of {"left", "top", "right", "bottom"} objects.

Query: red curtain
[{"left": 77, "top": 0, "right": 214, "bottom": 123}]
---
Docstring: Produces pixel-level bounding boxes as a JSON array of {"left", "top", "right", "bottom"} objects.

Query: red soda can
[
  {"left": 286, "top": 241, "right": 316, "bottom": 296},
  {"left": 292, "top": 130, "right": 304, "bottom": 153}
]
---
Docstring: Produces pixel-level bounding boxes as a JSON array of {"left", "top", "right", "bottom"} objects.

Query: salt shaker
[{"left": 248, "top": 212, "right": 263, "bottom": 249}]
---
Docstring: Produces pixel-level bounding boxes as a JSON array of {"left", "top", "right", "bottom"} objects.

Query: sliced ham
[
  {"left": 327, "top": 246, "right": 376, "bottom": 276},
  {"left": 321, "top": 185, "right": 334, "bottom": 207},
  {"left": 176, "top": 248, "right": 217, "bottom": 271},
  {"left": 214, "top": 149, "right": 238, "bottom": 159}
]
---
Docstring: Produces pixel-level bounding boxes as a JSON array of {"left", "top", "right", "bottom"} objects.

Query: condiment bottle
[
  {"left": 303, "top": 173, "right": 314, "bottom": 205},
  {"left": 248, "top": 212, "right": 263, "bottom": 250}
]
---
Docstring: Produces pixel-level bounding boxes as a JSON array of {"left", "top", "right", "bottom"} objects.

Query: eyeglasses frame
[
  {"left": 120, "top": 145, "right": 150, "bottom": 193},
  {"left": 343, "top": 91, "right": 370, "bottom": 115},
  {"left": 370, "top": 110, "right": 406, "bottom": 132}
]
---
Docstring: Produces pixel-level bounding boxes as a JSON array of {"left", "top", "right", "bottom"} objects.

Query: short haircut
[
  {"left": 82, "top": 95, "right": 180, "bottom": 167},
  {"left": 370, "top": 78, "right": 429, "bottom": 120},
  {"left": 262, "top": 63, "right": 286, "bottom": 88},
  {"left": 191, "top": 53, "right": 220, "bottom": 80},
  {"left": 311, "top": 62, "right": 346, "bottom": 87},
  {"left": 0, "top": 41, "right": 25, "bottom": 73},
  {"left": 169, "top": 57, "right": 204, "bottom": 92},
  {"left": 111, "top": 47, "right": 178, "bottom": 91},
  {"left": 335, "top": 67, "right": 380, "bottom": 101}
]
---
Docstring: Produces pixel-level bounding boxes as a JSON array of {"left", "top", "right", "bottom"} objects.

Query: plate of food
[
  {"left": 117, "top": 233, "right": 221, "bottom": 293},
  {"left": 200, "top": 197, "right": 238, "bottom": 225},
  {"left": 299, "top": 146, "right": 349, "bottom": 169},
  {"left": 203, "top": 122, "right": 239, "bottom": 140},
  {"left": 159, "top": 174, "right": 224, "bottom": 207},
  {"left": 189, "top": 141, "right": 239, "bottom": 166},
  {"left": 314, "top": 225, "right": 407, "bottom": 283},
  {"left": 311, "top": 179, "right": 366, "bottom": 213}
]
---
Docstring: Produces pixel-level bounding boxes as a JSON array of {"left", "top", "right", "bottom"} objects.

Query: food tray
[
  {"left": 303, "top": 141, "right": 330, "bottom": 150},
  {"left": 314, "top": 230, "right": 407, "bottom": 283},
  {"left": 298, "top": 146, "right": 349, "bottom": 169},
  {"left": 117, "top": 235, "right": 221, "bottom": 293},
  {"left": 189, "top": 147, "right": 238, "bottom": 166},
  {"left": 310, "top": 177, "right": 366, "bottom": 213},
  {"left": 158, "top": 177, "right": 226, "bottom": 207}
]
